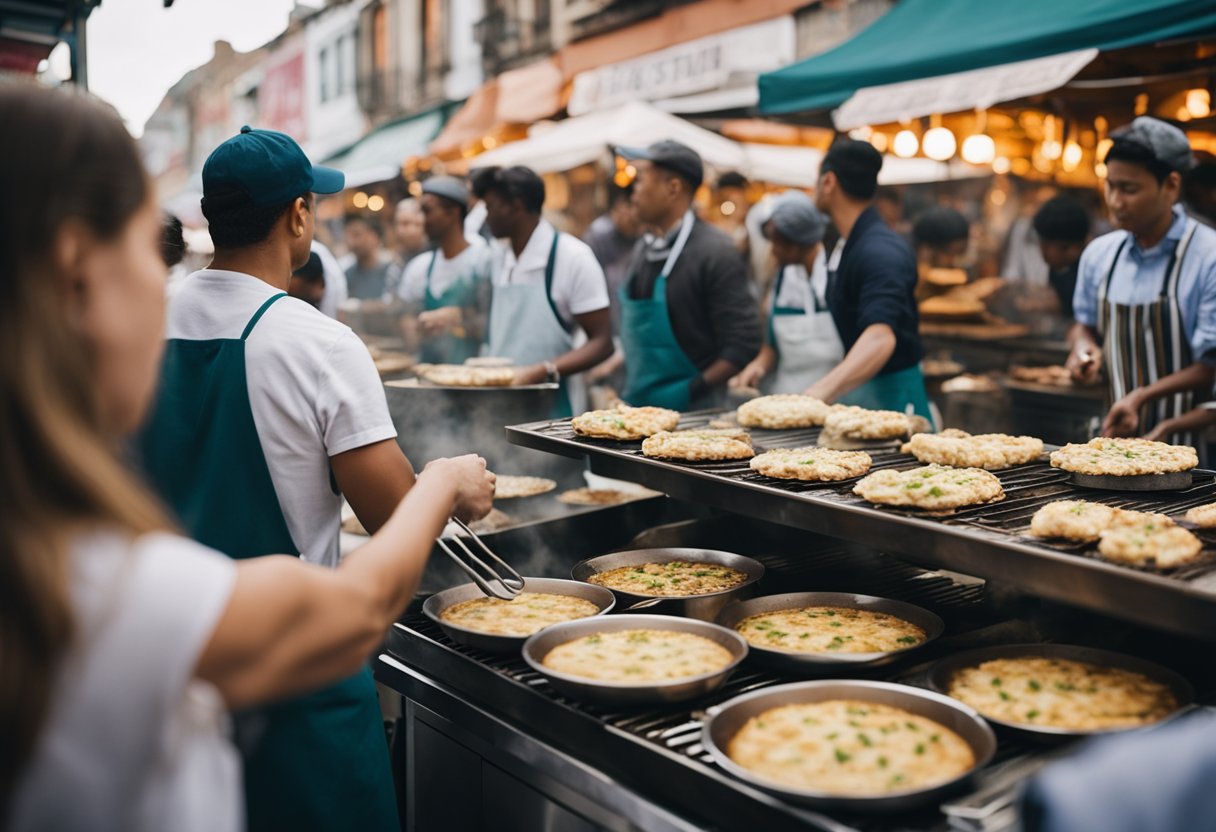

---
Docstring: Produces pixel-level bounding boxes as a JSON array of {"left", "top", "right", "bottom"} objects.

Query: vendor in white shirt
[
  {"left": 731, "top": 193, "right": 842, "bottom": 394},
  {"left": 481, "top": 166, "right": 614, "bottom": 416},
  {"left": 397, "top": 176, "right": 492, "bottom": 364}
]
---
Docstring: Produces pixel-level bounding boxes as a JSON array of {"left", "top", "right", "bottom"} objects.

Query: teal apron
[
  {"left": 838, "top": 363, "right": 933, "bottom": 420},
  {"left": 421, "top": 250, "right": 481, "bottom": 365},
  {"left": 823, "top": 239, "right": 932, "bottom": 420},
  {"left": 487, "top": 231, "right": 577, "bottom": 417},
  {"left": 137, "top": 293, "right": 398, "bottom": 832},
  {"left": 620, "top": 211, "right": 702, "bottom": 411}
]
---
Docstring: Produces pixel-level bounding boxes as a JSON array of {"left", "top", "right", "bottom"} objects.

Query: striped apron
[{"left": 1097, "top": 218, "right": 1200, "bottom": 443}]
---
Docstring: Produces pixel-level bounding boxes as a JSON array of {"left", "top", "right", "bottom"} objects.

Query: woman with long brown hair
[{"left": 0, "top": 81, "right": 494, "bottom": 831}]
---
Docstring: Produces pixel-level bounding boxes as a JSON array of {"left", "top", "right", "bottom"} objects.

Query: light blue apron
[
  {"left": 620, "top": 211, "right": 702, "bottom": 410},
  {"left": 487, "top": 232, "right": 577, "bottom": 417},
  {"left": 136, "top": 293, "right": 398, "bottom": 832}
]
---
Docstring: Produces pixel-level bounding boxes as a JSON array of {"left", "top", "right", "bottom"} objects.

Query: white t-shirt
[
  {"left": 9, "top": 529, "right": 239, "bottom": 832},
  {"left": 398, "top": 240, "right": 491, "bottom": 303},
  {"left": 167, "top": 269, "right": 398, "bottom": 567},
  {"left": 489, "top": 219, "right": 610, "bottom": 327}
]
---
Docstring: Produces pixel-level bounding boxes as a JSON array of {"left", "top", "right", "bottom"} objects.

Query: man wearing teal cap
[{"left": 137, "top": 126, "right": 409, "bottom": 831}]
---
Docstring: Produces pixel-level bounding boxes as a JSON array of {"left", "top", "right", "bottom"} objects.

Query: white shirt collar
[{"left": 504, "top": 219, "right": 557, "bottom": 274}]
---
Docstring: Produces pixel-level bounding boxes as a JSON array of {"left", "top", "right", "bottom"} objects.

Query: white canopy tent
[{"left": 470, "top": 101, "right": 988, "bottom": 187}]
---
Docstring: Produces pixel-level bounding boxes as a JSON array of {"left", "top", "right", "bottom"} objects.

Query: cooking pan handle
[
  {"left": 436, "top": 518, "right": 526, "bottom": 601},
  {"left": 624, "top": 597, "right": 665, "bottom": 612}
]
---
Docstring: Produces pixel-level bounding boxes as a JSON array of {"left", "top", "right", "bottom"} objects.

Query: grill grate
[
  {"left": 507, "top": 415, "right": 1216, "bottom": 619},
  {"left": 397, "top": 546, "right": 1041, "bottom": 832}
]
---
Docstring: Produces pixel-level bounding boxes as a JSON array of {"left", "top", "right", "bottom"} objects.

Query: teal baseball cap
[{"left": 202, "top": 125, "right": 345, "bottom": 207}]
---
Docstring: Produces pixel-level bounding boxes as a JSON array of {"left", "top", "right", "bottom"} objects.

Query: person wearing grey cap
[
  {"left": 397, "top": 175, "right": 492, "bottom": 364},
  {"left": 730, "top": 192, "right": 842, "bottom": 394},
  {"left": 618, "top": 140, "right": 761, "bottom": 410},
  {"left": 1068, "top": 116, "right": 1216, "bottom": 445}
]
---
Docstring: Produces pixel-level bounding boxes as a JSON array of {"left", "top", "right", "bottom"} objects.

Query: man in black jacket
[
  {"left": 617, "top": 140, "right": 760, "bottom": 410},
  {"left": 809, "top": 139, "right": 931, "bottom": 419}
]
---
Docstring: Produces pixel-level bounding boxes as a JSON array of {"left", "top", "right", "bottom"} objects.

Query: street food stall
[{"left": 375, "top": 400, "right": 1216, "bottom": 831}]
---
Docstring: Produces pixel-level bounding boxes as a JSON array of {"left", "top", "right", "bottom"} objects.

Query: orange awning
[{"left": 429, "top": 58, "right": 565, "bottom": 157}]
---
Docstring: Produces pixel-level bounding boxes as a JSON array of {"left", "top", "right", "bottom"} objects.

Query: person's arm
[
  {"left": 1102, "top": 362, "right": 1216, "bottom": 437},
  {"left": 731, "top": 343, "right": 777, "bottom": 389},
  {"left": 695, "top": 244, "right": 762, "bottom": 391},
  {"left": 1144, "top": 406, "right": 1216, "bottom": 442},
  {"left": 1066, "top": 242, "right": 1104, "bottom": 383},
  {"left": 195, "top": 454, "right": 493, "bottom": 710},
  {"left": 514, "top": 307, "right": 614, "bottom": 384},
  {"left": 1066, "top": 321, "right": 1103, "bottom": 385},
  {"left": 805, "top": 323, "right": 896, "bottom": 402},
  {"left": 331, "top": 439, "right": 416, "bottom": 534}
]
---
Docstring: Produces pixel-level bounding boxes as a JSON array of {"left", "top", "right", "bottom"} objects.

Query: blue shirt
[{"left": 1073, "top": 203, "right": 1216, "bottom": 362}]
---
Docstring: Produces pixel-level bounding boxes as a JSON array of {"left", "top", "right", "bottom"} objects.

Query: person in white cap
[
  {"left": 730, "top": 193, "right": 842, "bottom": 394},
  {"left": 1068, "top": 117, "right": 1216, "bottom": 446},
  {"left": 397, "top": 176, "right": 491, "bottom": 364}
]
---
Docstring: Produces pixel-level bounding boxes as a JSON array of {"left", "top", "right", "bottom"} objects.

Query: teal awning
[
  {"left": 323, "top": 107, "right": 448, "bottom": 188},
  {"left": 759, "top": 0, "right": 1216, "bottom": 115}
]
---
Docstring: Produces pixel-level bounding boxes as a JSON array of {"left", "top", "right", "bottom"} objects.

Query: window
[{"left": 335, "top": 36, "right": 345, "bottom": 97}]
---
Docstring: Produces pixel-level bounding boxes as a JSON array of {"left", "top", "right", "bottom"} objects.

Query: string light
[
  {"left": 367, "top": 195, "right": 385, "bottom": 212},
  {"left": 961, "top": 134, "right": 995, "bottom": 165},
  {"left": 992, "top": 156, "right": 1011, "bottom": 175},
  {"left": 922, "top": 126, "right": 957, "bottom": 161},
  {"left": 1062, "top": 141, "right": 1083, "bottom": 172},
  {"left": 1187, "top": 89, "right": 1211, "bottom": 119},
  {"left": 893, "top": 129, "right": 919, "bottom": 158},
  {"left": 352, "top": 192, "right": 369, "bottom": 208}
]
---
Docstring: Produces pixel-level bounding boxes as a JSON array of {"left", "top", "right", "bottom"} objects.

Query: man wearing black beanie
[{"left": 808, "top": 139, "right": 931, "bottom": 418}]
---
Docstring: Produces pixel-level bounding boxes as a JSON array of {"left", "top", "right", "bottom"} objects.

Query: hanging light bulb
[
  {"left": 1187, "top": 89, "right": 1211, "bottom": 119},
  {"left": 870, "top": 131, "right": 889, "bottom": 153},
  {"left": 352, "top": 191, "right": 369, "bottom": 208},
  {"left": 961, "top": 110, "right": 995, "bottom": 166},
  {"left": 923, "top": 126, "right": 957, "bottom": 161},
  {"left": 961, "top": 134, "right": 996, "bottom": 165},
  {"left": 1062, "top": 141, "right": 1083, "bottom": 172},
  {"left": 992, "top": 156, "right": 1012, "bottom": 175},
  {"left": 1041, "top": 140, "right": 1063, "bottom": 161},
  {"left": 893, "top": 129, "right": 919, "bottom": 158},
  {"left": 849, "top": 126, "right": 874, "bottom": 140},
  {"left": 1096, "top": 137, "right": 1113, "bottom": 163}
]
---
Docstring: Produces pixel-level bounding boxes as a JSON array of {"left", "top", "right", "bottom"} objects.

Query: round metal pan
[
  {"left": 423, "top": 578, "right": 615, "bottom": 654},
  {"left": 521, "top": 613, "right": 747, "bottom": 706},
  {"left": 570, "top": 548, "right": 765, "bottom": 621},
  {"left": 702, "top": 680, "right": 996, "bottom": 812},
  {"left": 714, "top": 592, "right": 944, "bottom": 673},
  {"left": 927, "top": 643, "right": 1195, "bottom": 739},
  {"left": 1069, "top": 470, "right": 1194, "bottom": 491}
]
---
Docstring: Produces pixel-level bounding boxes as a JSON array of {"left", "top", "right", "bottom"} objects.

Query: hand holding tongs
[{"left": 436, "top": 517, "right": 525, "bottom": 600}]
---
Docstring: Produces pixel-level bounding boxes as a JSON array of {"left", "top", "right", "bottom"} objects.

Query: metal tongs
[{"left": 436, "top": 517, "right": 525, "bottom": 600}]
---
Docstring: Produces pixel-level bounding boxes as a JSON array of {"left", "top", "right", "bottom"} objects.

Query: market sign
[
  {"left": 568, "top": 16, "right": 794, "bottom": 116},
  {"left": 832, "top": 49, "right": 1098, "bottom": 130}
]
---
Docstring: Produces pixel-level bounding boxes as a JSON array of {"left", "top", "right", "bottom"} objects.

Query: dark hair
[
  {"left": 1186, "top": 158, "right": 1216, "bottom": 189},
  {"left": 912, "top": 206, "right": 970, "bottom": 249},
  {"left": 717, "top": 171, "right": 749, "bottom": 190},
  {"left": 0, "top": 81, "right": 166, "bottom": 818},
  {"left": 469, "top": 167, "right": 496, "bottom": 199},
  {"left": 344, "top": 213, "right": 383, "bottom": 237},
  {"left": 1033, "top": 196, "right": 1091, "bottom": 243},
  {"left": 1105, "top": 136, "right": 1173, "bottom": 184},
  {"left": 202, "top": 190, "right": 302, "bottom": 248},
  {"left": 293, "top": 251, "right": 325, "bottom": 284},
  {"left": 161, "top": 213, "right": 185, "bottom": 267},
  {"left": 822, "top": 139, "right": 882, "bottom": 200},
  {"left": 607, "top": 183, "right": 633, "bottom": 207},
  {"left": 481, "top": 166, "right": 545, "bottom": 214}
]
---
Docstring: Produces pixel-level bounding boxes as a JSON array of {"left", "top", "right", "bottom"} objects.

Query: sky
[{"left": 85, "top": 0, "right": 298, "bottom": 136}]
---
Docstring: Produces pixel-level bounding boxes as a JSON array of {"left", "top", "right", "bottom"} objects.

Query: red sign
[{"left": 260, "top": 49, "right": 307, "bottom": 141}]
